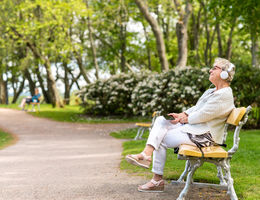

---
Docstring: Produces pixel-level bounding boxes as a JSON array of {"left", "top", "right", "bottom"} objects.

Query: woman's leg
[
  {"left": 126, "top": 116, "right": 180, "bottom": 169},
  {"left": 129, "top": 116, "right": 180, "bottom": 160},
  {"left": 146, "top": 116, "right": 181, "bottom": 151},
  {"left": 138, "top": 128, "right": 195, "bottom": 192},
  {"left": 152, "top": 129, "right": 195, "bottom": 176}
]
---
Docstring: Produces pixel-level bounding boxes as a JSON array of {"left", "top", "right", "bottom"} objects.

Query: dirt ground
[{"left": 0, "top": 108, "right": 230, "bottom": 200}]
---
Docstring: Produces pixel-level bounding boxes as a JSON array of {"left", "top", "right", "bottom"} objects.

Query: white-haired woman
[{"left": 126, "top": 57, "right": 236, "bottom": 192}]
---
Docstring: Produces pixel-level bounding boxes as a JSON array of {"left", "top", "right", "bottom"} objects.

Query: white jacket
[{"left": 179, "top": 87, "right": 235, "bottom": 144}]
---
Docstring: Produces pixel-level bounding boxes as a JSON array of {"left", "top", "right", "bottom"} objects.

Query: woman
[
  {"left": 19, "top": 88, "right": 41, "bottom": 111},
  {"left": 125, "top": 57, "right": 236, "bottom": 192}
]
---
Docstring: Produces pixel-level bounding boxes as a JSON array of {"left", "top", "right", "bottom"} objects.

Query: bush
[
  {"left": 79, "top": 72, "right": 149, "bottom": 116},
  {"left": 130, "top": 67, "right": 209, "bottom": 116},
  {"left": 78, "top": 65, "right": 260, "bottom": 128}
]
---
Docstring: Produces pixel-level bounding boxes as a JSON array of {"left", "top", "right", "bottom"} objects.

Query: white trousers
[{"left": 146, "top": 116, "right": 196, "bottom": 175}]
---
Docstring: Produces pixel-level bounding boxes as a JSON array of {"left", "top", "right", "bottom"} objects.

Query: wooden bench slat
[
  {"left": 135, "top": 123, "right": 151, "bottom": 127},
  {"left": 178, "top": 144, "right": 228, "bottom": 158},
  {"left": 226, "top": 107, "right": 246, "bottom": 126}
]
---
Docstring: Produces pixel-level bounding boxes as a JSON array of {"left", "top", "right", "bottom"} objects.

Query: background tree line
[{"left": 0, "top": 0, "right": 259, "bottom": 107}]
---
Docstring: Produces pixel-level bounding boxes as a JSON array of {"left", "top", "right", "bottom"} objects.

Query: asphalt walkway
[{"left": 0, "top": 109, "right": 229, "bottom": 200}]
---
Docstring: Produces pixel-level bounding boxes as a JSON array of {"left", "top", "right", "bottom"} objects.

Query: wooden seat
[
  {"left": 173, "top": 106, "right": 252, "bottom": 200},
  {"left": 178, "top": 144, "right": 228, "bottom": 158},
  {"left": 135, "top": 123, "right": 151, "bottom": 128}
]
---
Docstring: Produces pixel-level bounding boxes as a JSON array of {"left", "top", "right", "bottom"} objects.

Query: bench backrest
[{"left": 222, "top": 106, "right": 252, "bottom": 156}]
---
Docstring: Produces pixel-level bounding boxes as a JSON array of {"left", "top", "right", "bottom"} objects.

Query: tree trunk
[
  {"left": 12, "top": 78, "right": 25, "bottom": 104},
  {"left": 135, "top": 0, "right": 169, "bottom": 71},
  {"left": 44, "top": 59, "right": 63, "bottom": 108},
  {"left": 86, "top": 1, "right": 100, "bottom": 78},
  {"left": 63, "top": 62, "right": 70, "bottom": 105},
  {"left": 251, "top": 34, "right": 259, "bottom": 68},
  {"left": 174, "top": 0, "right": 192, "bottom": 68},
  {"left": 35, "top": 65, "right": 51, "bottom": 104},
  {"left": 189, "top": 4, "right": 202, "bottom": 64},
  {"left": 24, "top": 68, "right": 36, "bottom": 96},
  {"left": 119, "top": 20, "right": 127, "bottom": 72},
  {"left": 0, "top": 73, "right": 7, "bottom": 104},
  {"left": 216, "top": 22, "right": 223, "bottom": 57},
  {"left": 142, "top": 23, "right": 152, "bottom": 70},
  {"left": 225, "top": 19, "right": 236, "bottom": 60},
  {"left": 209, "top": 28, "right": 216, "bottom": 64},
  {"left": 75, "top": 53, "right": 91, "bottom": 84}
]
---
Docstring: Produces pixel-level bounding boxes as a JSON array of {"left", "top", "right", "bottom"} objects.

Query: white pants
[{"left": 146, "top": 116, "right": 196, "bottom": 175}]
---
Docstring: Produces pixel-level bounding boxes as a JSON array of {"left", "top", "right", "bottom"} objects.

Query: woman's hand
[{"left": 168, "top": 112, "right": 188, "bottom": 124}]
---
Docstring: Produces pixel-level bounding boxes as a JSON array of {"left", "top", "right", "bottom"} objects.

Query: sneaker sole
[{"left": 125, "top": 155, "right": 149, "bottom": 169}]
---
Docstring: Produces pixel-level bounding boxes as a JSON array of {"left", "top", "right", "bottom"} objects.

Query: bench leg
[
  {"left": 177, "top": 160, "right": 203, "bottom": 200},
  {"left": 37, "top": 103, "right": 40, "bottom": 112},
  {"left": 138, "top": 128, "right": 146, "bottom": 140},
  {"left": 177, "top": 160, "right": 190, "bottom": 182},
  {"left": 216, "top": 165, "right": 227, "bottom": 186},
  {"left": 134, "top": 128, "right": 142, "bottom": 140},
  {"left": 221, "top": 159, "right": 238, "bottom": 200},
  {"left": 31, "top": 104, "right": 35, "bottom": 112}
]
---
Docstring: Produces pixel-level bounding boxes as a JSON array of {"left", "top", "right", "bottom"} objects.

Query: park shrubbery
[{"left": 79, "top": 65, "right": 260, "bottom": 128}]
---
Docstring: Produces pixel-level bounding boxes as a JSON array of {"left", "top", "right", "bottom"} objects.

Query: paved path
[{"left": 0, "top": 109, "right": 229, "bottom": 200}]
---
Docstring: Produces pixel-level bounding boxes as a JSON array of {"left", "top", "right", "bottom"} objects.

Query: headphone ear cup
[{"left": 220, "top": 71, "right": 229, "bottom": 80}]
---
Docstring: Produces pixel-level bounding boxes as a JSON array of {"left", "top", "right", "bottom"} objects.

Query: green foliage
[
  {"left": 131, "top": 67, "right": 210, "bottom": 116},
  {"left": 79, "top": 65, "right": 260, "bottom": 128},
  {"left": 111, "top": 128, "right": 260, "bottom": 199},
  {"left": 0, "top": 130, "right": 14, "bottom": 149},
  {"left": 79, "top": 67, "right": 210, "bottom": 116},
  {"left": 79, "top": 72, "right": 149, "bottom": 116}
]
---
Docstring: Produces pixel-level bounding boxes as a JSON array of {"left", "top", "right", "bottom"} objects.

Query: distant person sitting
[{"left": 19, "top": 88, "right": 41, "bottom": 111}]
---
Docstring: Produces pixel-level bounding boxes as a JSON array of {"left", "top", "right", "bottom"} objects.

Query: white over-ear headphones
[{"left": 220, "top": 63, "right": 234, "bottom": 80}]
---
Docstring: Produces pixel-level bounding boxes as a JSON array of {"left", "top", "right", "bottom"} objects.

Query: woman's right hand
[{"left": 168, "top": 112, "right": 188, "bottom": 124}]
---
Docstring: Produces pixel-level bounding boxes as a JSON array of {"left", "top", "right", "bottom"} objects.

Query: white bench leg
[
  {"left": 216, "top": 165, "right": 227, "bottom": 185},
  {"left": 31, "top": 104, "right": 35, "bottom": 112},
  {"left": 222, "top": 159, "right": 238, "bottom": 200},
  {"left": 138, "top": 128, "right": 146, "bottom": 140},
  {"left": 177, "top": 160, "right": 190, "bottom": 182},
  {"left": 177, "top": 160, "right": 203, "bottom": 200},
  {"left": 134, "top": 128, "right": 142, "bottom": 140}
]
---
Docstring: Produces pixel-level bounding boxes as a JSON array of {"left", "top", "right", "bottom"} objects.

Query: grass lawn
[
  {"left": 0, "top": 130, "right": 15, "bottom": 150},
  {"left": 0, "top": 104, "right": 150, "bottom": 123},
  {"left": 110, "top": 128, "right": 260, "bottom": 200}
]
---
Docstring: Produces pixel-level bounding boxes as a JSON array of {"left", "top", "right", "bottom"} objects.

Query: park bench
[
  {"left": 134, "top": 111, "right": 160, "bottom": 140},
  {"left": 171, "top": 106, "right": 252, "bottom": 200},
  {"left": 26, "top": 99, "right": 41, "bottom": 112}
]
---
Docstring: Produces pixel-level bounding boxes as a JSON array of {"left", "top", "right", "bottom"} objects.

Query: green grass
[
  {"left": 0, "top": 104, "right": 150, "bottom": 123},
  {"left": 110, "top": 128, "right": 260, "bottom": 200},
  {"left": 0, "top": 130, "right": 15, "bottom": 149}
]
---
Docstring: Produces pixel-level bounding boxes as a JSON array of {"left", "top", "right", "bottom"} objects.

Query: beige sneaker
[
  {"left": 138, "top": 179, "right": 164, "bottom": 192},
  {"left": 125, "top": 152, "right": 151, "bottom": 169}
]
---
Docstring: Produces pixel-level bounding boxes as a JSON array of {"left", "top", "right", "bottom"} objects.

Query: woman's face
[{"left": 209, "top": 66, "right": 222, "bottom": 84}]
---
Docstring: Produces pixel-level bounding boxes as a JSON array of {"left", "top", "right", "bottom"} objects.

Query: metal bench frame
[
  {"left": 172, "top": 106, "right": 252, "bottom": 200},
  {"left": 134, "top": 111, "right": 161, "bottom": 140}
]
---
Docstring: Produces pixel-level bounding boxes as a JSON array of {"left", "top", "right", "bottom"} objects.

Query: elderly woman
[
  {"left": 125, "top": 57, "right": 236, "bottom": 192},
  {"left": 19, "top": 88, "right": 41, "bottom": 111}
]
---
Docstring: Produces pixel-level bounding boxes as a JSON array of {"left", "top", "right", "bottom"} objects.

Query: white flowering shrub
[
  {"left": 79, "top": 72, "right": 149, "bottom": 115},
  {"left": 130, "top": 67, "right": 209, "bottom": 116},
  {"left": 79, "top": 67, "right": 209, "bottom": 116}
]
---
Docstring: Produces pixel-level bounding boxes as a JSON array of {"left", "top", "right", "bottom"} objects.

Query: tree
[
  {"left": 173, "top": 0, "right": 192, "bottom": 68},
  {"left": 134, "top": 0, "right": 169, "bottom": 71}
]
